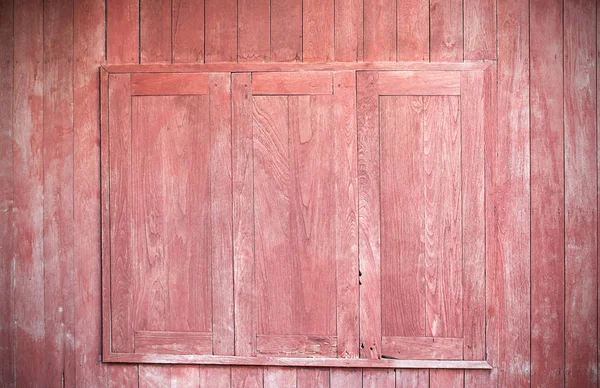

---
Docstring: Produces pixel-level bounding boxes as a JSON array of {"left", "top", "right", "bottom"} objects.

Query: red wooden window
[
  {"left": 357, "top": 70, "right": 493, "bottom": 362},
  {"left": 232, "top": 71, "right": 358, "bottom": 359},
  {"left": 101, "top": 72, "right": 234, "bottom": 358},
  {"left": 101, "top": 64, "right": 493, "bottom": 370}
]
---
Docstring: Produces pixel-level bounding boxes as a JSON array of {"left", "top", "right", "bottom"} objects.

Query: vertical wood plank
[
  {"left": 364, "top": 0, "right": 396, "bottom": 61},
  {"left": 253, "top": 96, "right": 294, "bottom": 335},
  {"left": 530, "top": 0, "right": 565, "bottom": 385},
  {"left": 297, "top": 368, "right": 330, "bottom": 388},
  {"left": 172, "top": 0, "right": 205, "bottom": 63},
  {"left": 497, "top": 0, "right": 531, "bottom": 384},
  {"left": 334, "top": 72, "right": 359, "bottom": 358},
  {"left": 380, "top": 96, "right": 426, "bottom": 338},
  {"left": 271, "top": 0, "right": 302, "bottom": 62},
  {"left": 205, "top": 0, "right": 237, "bottom": 62},
  {"left": 139, "top": 365, "right": 171, "bottom": 388},
  {"left": 303, "top": 0, "right": 335, "bottom": 62},
  {"left": 335, "top": 0, "right": 363, "bottom": 61},
  {"left": 107, "top": 364, "right": 139, "bottom": 388},
  {"left": 232, "top": 73, "right": 257, "bottom": 358},
  {"left": 170, "top": 365, "right": 200, "bottom": 388},
  {"left": 0, "top": 0, "right": 13, "bottom": 385},
  {"left": 362, "top": 369, "right": 395, "bottom": 388},
  {"left": 564, "top": 0, "right": 598, "bottom": 385},
  {"left": 109, "top": 73, "right": 134, "bottom": 353},
  {"left": 330, "top": 369, "right": 362, "bottom": 388},
  {"left": 210, "top": 73, "right": 235, "bottom": 356},
  {"left": 199, "top": 366, "right": 232, "bottom": 387},
  {"left": 131, "top": 96, "right": 168, "bottom": 332},
  {"left": 429, "top": 0, "right": 463, "bottom": 61},
  {"left": 423, "top": 96, "right": 462, "bottom": 340},
  {"left": 107, "top": 0, "right": 139, "bottom": 64},
  {"left": 464, "top": 0, "right": 496, "bottom": 60},
  {"left": 397, "top": 0, "right": 429, "bottom": 61},
  {"left": 264, "top": 367, "right": 297, "bottom": 388},
  {"left": 74, "top": 0, "right": 107, "bottom": 385},
  {"left": 43, "top": 0, "right": 74, "bottom": 384},
  {"left": 357, "top": 72, "right": 381, "bottom": 359},
  {"left": 478, "top": 64, "right": 500, "bottom": 388},
  {"left": 461, "top": 71, "right": 486, "bottom": 361},
  {"left": 395, "top": 369, "right": 429, "bottom": 388},
  {"left": 238, "top": 0, "right": 270, "bottom": 61},
  {"left": 140, "top": 0, "right": 172, "bottom": 63},
  {"left": 430, "top": 369, "right": 463, "bottom": 387},
  {"left": 231, "top": 367, "right": 263, "bottom": 388}
]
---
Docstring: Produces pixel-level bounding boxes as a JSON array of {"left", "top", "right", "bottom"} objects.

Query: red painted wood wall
[{"left": 0, "top": 0, "right": 597, "bottom": 386}]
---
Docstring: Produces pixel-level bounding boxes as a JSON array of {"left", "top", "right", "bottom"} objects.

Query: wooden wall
[{"left": 0, "top": 0, "right": 597, "bottom": 386}]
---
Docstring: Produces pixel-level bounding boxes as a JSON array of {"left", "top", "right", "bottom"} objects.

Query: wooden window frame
[{"left": 100, "top": 62, "right": 495, "bottom": 370}]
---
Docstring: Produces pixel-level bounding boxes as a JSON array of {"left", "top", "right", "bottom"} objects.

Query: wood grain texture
[
  {"left": 264, "top": 367, "right": 297, "bottom": 388},
  {"left": 530, "top": 0, "right": 565, "bottom": 385},
  {"left": 429, "top": 369, "right": 463, "bottom": 387},
  {"left": 430, "top": 0, "right": 463, "bottom": 61},
  {"left": 564, "top": 0, "right": 598, "bottom": 386},
  {"left": 107, "top": 364, "right": 139, "bottom": 388},
  {"left": 108, "top": 74, "right": 134, "bottom": 353},
  {"left": 170, "top": 365, "right": 200, "bottom": 388},
  {"left": 198, "top": 366, "right": 232, "bottom": 387},
  {"left": 375, "top": 71, "right": 461, "bottom": 95},
  {"left": 362, "top": 369, "right": 395, "bottom": 388},
  {"left": 254, "top": 93, "right": 337, "bottom": 339},
  {"left": 357, "top": 72, "right": 381, "bottom": 359},
  {"left": 73, "top": 0, "right": 106, "bottom": 385},
  {"left": 380, "top": 96, "right": 426, "bottom": 339},
  {"left": 134, "top": 331, "right": 213, "bottom": 354},
  {"left": 0, "top": 0, "right": 13, "bottom": 384},
  {"left": 461, "top": 71, "right": 486, "bottom": 361},
  {"left": 172, "top": 0, "right": 204, "bottom": 63},
  {"left": 104, "top": 352, "right": 493, "bottom": 368},
  {"left": 497, "top": 0, "right": 531, "bottom": 385},
  {"left": 335, "top": 0, "right": 363, "bottom": 61},
  {"left": 364, "top": 0, "right": 396, "bottom": 61},
  {"left": 43, "top": 0, "right": 75, "bottom": 384},
  {"left": 423, "top": 95, "right": 462, "bottom": 387},
  {"left": 257, "top": 335, "right": 337, "bottom": 358},
  {"left": 209, "top": 73, "right": 235, "bottom": 356},
  {"left": 140, "top": 0, "right": 171, "bottom": 63},
  {"left": 464, "top": 0, "right": 496, "bottom": 60},
  {"left": 232, "top": 73, "right": 256, "bottom": 357},
  {"left": 107, "top": 0, "right": 138, "bottom": 63},
  {"left": 100, "top": 68, "right": 111, "bottom": 362},
  {"left": 139, "top": 365, "right": 171, "bottom": 388},
  {"left": 205, "top": 0, "right": 237, "bottom": 62},
  {"left": 238, "top": 0, "right": 270, "bottom": 61},
  {"left": 381, "top": 336, "right": 463, "bottom": 360},
  {"left": 130, "top": 73, "right": 210, "bottom": 95},
  {"left": 334, "top": 71, "right": 359, "bottom": 359},
  {"left": 395, "top": 369, "right": 429, "bottom": 388},
  {"left": 397, "top": 0, "right": 429, "bottom": 61},
  {"left": 423, "top": 97, "right": 463, "bottom": 337},
  {"left": 252, "top": 71, "right": 333, "bottom": 95},
  {"left": 231, "top": 367, "right": 264, "bottom": 387},
  {"left": 271, "top": 0, "right": 303, "bottom": 62},
  {"left": 330, "top": 369, "right": 362, "bottom": 388},
  {"left": 297, "top": 368, "right": 330, "bottom": 388},
  {"left": 303, "top": 0, "right": 334, "bottom": 62}
]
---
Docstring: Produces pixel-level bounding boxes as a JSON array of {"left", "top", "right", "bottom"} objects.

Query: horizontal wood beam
[
  {"left": 103, "top": 61, "right": 494, "bottom": 74},
  {"left": 104, "top": 352, "right": 493, "bottom": 370}
]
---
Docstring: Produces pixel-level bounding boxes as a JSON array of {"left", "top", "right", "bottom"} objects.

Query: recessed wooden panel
[
  {"left": 381, "top": 336, "right": 463, "bottom": 360},
  {"left": 256, "top": 335, "right": 337, "bottom": 358},
  {"left": 252, "top": 72, "right": 333, "bottom": 95},
  {"left": 134, "top": 331, "right": 213, "bottom": 354},
  {"left": 130, "top": 73, "right": 209, "bottom": 95}
]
